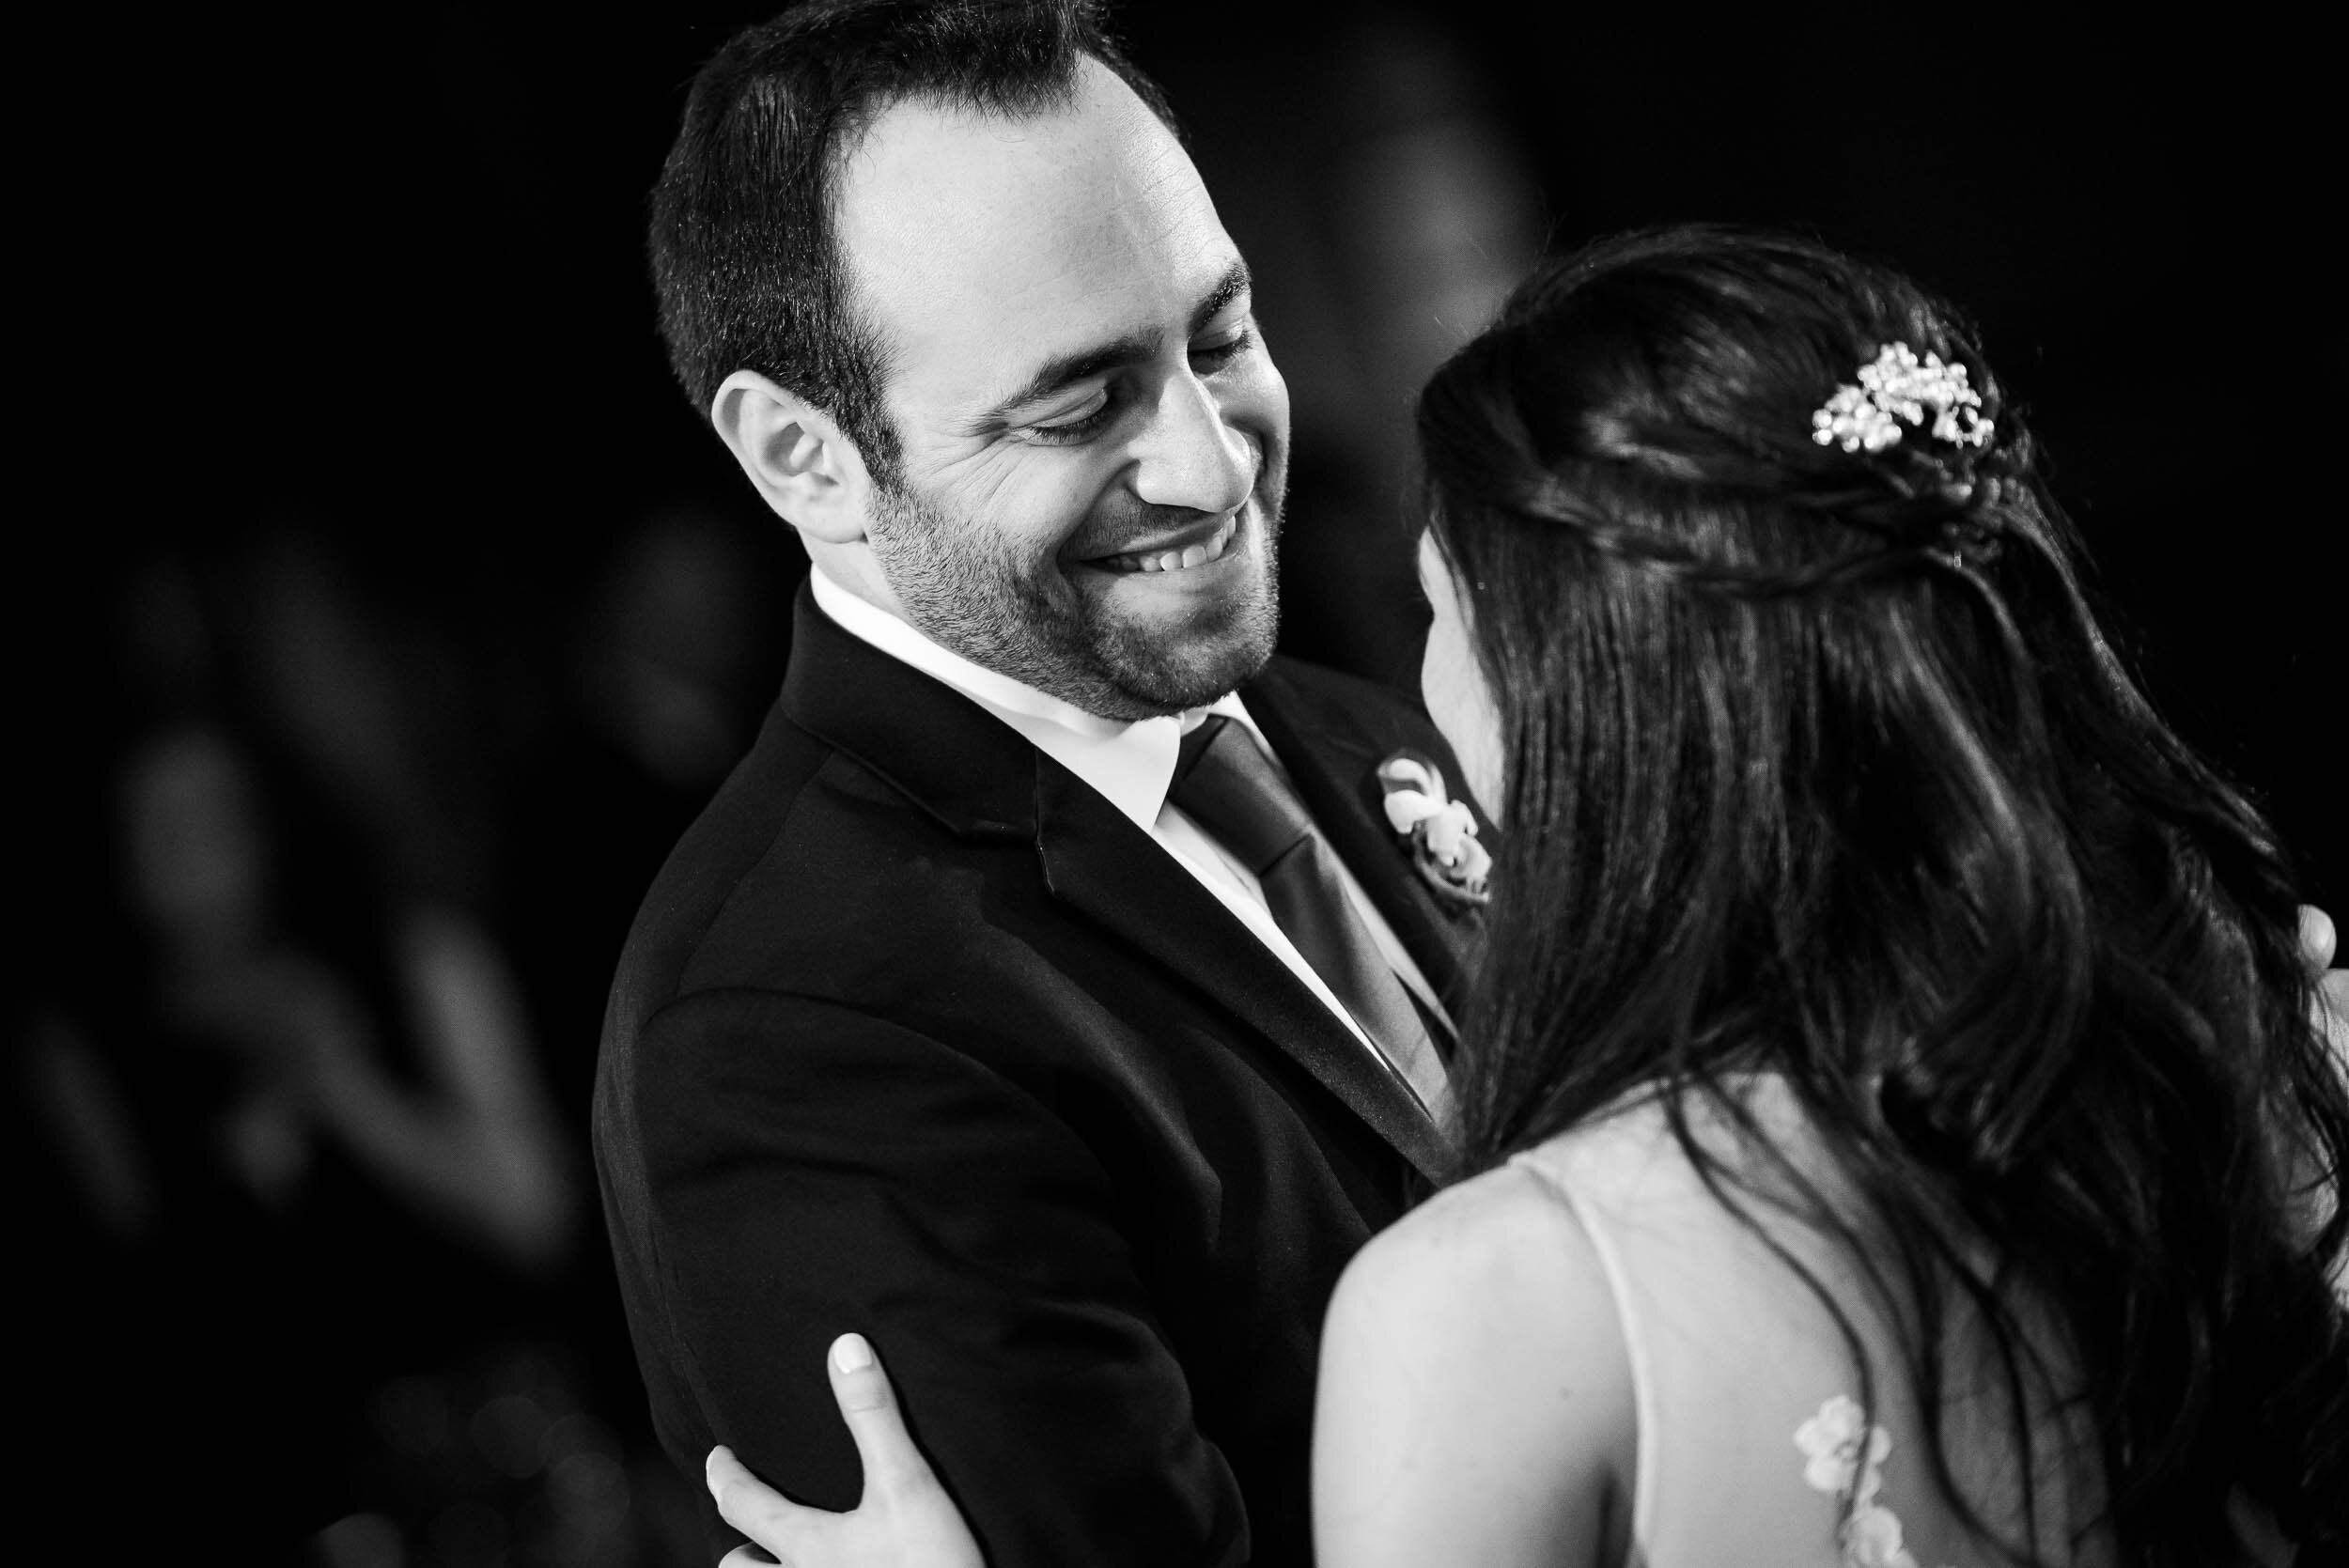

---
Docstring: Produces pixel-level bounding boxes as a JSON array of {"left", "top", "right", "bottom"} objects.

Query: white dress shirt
[{"left": 808, "top": 568, "right": 1451, "bottom": 1063}]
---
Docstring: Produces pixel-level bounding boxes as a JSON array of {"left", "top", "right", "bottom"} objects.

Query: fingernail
[{"left": 832, "top": 1333, "right": 874, "bottom": 1373}]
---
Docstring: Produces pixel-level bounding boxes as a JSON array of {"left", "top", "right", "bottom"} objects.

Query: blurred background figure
[
  {"left": 15, "top": 521, "right": 704, "bottom": 1563},
  {"left": 108, "top": 720, "right": 568, "bottom": 1268},
  {"left": 22, "top": 2, "right": 2336, "bottom": 1561},
  {"left": 32, "top": 715, "right": 578, "bottom": 1546}
]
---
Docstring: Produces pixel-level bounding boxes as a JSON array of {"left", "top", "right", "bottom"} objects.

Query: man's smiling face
[{"left": 834, "top": 58, "right": 1290, "bottom": 719}]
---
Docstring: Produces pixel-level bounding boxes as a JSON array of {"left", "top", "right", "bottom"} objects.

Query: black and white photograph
[{"left": 20, "top": 4, "right": 2343, "bottom": 1564}]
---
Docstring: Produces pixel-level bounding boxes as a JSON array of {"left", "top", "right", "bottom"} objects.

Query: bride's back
[{"left": 1512, "top": 1079, "right": 2113, "bottom": 1568}]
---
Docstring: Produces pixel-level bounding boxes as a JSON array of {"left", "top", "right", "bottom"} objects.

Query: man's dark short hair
[{"left": 649, "top": 0, "right": 1180, "bottom": 484}]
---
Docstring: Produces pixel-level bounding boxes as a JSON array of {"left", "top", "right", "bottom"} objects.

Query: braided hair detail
[{"left": 1431, "top": 329, "right": 2030, "bottom": 601}]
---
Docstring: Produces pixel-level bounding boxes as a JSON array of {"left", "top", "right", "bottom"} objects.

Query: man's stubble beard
[{"left": 866, "top": 480, "right": 1283, "bottom": 721}]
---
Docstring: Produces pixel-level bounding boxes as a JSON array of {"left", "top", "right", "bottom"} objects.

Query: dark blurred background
[{"left": 20, "top": 4, "right": 2338, "bottom": 1563}]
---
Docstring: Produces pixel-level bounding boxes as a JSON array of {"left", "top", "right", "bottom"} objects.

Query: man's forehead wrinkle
[{"left": 1127, "top": 132, "right": 1206, "bottom": 201}]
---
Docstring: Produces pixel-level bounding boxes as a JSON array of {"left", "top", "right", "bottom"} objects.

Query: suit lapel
[
  {"left": 780, "top": 587, "right": 1043, "bottom": 841},
  {"left": 1241, "top": 665, "right": 1488, "bottom": 1016},
  {"left": 779, "top": 589, "right": 1447, "bottom": 1182},
  {"left": 1034, "top": 763, "right": 1449, "bottom": 1182}
]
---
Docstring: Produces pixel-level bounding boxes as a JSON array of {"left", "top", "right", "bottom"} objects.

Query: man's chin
[{"left": 1091, "top": 600, "right": 1279, "bottom": 716}]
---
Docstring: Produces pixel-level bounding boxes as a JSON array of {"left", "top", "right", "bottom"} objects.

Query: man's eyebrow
[
  {"left": 968, "top": 330, "right": 1156, "bottom": 433},
  {"left": 1188, "top": 260, "right": 1252, "bottom": 337},
  {"left": 967, "top": 260, "right": 1255, "bottom": 432}
]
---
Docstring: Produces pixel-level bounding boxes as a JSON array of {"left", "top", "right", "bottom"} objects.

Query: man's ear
[{"left": 710, "top": 371, "right": 873, "bottom": 544}]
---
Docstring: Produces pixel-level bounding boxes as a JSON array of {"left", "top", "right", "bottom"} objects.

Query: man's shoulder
[
  {"left": 1247, "top": 654, "right": 1440, "bottom": 755},
  {"left": 606, "top": 699, "right": 984, "bottom": 1023},
  {"left": 1252, "top": 652, "right": 1427, "bottom": 719},
  {"left": 599, "top": 707, "right": 825, "bottom": 1010}
]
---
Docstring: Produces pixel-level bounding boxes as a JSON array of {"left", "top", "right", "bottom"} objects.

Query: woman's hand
[
  {"left": 2304, "top": 907, "right": 2349, "bottom": 1070},
  {"left": 708, "top": 1334, "right": 983, "bottom": 1568}
]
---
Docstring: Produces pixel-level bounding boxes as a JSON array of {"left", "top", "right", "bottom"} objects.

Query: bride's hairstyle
[{"left": 1421, "top": 225, "right": 2347, "bottom": 1562}]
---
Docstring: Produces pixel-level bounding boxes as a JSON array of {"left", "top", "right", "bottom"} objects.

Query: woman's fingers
[
  {"left": 2299, "top": 906, "right": 2338, "bottom": 973},
  {"left": 708, "top": 1444, "right": 805, "bottom": 1556},
  {"left": 702, "top": 1339, "right": 985, "bottom": 1568},
  {"left": 720, "top": 1548, "right": 783, "bottom": 1568},
  {"left": 2301, "top": 908, "right": 2349, "bottom": 1084},
  {"left": 2295, "top": 907, "right": 2347, "bottom": 1063},
  {"left": 828, "top": 1333, "right": 939, "bottom": 1502},
  {"left": 2318, "top": 969, "right": 2349, "bottom": 1068},
  {"left": 821, "top": 1336, "right": 986, "bottom": 1564}
]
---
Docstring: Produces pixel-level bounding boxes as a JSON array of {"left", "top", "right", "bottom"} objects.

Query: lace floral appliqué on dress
[{"left": 1796, "top": 1396, "right": 1949, "bottom": 1568}]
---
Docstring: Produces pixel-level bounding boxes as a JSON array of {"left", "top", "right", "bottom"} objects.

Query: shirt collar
[{"left": 808, "top": 567, "right": 1257, "bottom": 831}]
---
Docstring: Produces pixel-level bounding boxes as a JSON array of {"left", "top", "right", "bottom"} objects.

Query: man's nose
[{"left": 1128, "top": 372, "right": 1254, "bottom": 517}]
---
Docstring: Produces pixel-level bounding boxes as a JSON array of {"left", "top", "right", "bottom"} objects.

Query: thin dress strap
[{"left": 1510, "top": 1144, "right": 1659, "bottom": 1552}]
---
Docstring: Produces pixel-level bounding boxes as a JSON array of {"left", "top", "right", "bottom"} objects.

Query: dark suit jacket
[{"left": 593, "top": 585, "right": 1487, "bottom": 1566}]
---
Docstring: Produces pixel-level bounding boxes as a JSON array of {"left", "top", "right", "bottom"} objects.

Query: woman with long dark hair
[
  {"left": 697, "top": 226, "right": 2349, "bottom": 1565},
  {"left": 1308, "top": 225, "right": 2348, "bottom": 1566}
]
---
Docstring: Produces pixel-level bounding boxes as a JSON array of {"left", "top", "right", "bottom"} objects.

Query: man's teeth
[{"left": 1107, "top": 516, "right": 1239, "bottom": 574}]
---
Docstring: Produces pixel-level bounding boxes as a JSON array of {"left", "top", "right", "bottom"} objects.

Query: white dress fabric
[{"left": 1509, "top": 1079, "right": 2108, "bottom": 1568}]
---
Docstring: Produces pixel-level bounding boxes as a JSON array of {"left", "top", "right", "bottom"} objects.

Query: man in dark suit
[{"left": 593, "top": 4, "right": 1489, "bottom": 1561}]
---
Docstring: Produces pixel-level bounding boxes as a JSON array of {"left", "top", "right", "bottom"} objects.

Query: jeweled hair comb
[{"left": 1812, "top": 342, "right": 1993, "bottom": 455}]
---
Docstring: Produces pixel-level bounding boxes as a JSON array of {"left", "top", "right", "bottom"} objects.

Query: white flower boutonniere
[{"left": 1376, "top": 750, "right": 1491, "bottom": 909}]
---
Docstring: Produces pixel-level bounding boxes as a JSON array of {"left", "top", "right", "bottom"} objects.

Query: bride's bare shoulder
[
  {"left": 1313, "top": 1161, "right": 1634, "bottom": 1568},
  {"left": 1341, "top": 1159, "right": 1600, "bottom": 1303}
]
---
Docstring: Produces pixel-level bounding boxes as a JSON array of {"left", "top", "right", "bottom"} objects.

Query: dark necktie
[{"left": 1168, "top": 715, "right": 1450, "bottom": 1121}]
